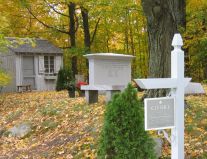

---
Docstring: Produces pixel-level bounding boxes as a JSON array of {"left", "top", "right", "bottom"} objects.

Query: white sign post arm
[{"left": 135, "top": 78, "right": 190, "bottom": 89}]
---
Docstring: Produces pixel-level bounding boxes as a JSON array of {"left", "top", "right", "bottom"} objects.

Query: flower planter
[{"left": 76, "top": 81, "right": 88, "bottom": 97}]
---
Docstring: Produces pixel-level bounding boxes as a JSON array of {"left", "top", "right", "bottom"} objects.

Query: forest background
[{"left": 0, "top": 0, "right": 207, "bottom": 82}]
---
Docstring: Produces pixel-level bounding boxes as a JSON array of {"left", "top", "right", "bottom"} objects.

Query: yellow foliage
[{"left": 0, "top": 71, "right": 11, "bottom": 86}]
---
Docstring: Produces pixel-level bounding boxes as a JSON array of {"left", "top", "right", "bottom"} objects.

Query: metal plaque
[{"left": 144, "top": 97, "right": 175, "bottom": 130}]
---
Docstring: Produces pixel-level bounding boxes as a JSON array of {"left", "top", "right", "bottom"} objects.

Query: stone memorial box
[{"left": 81, "top": 53, "right": 134, "bottom": 103}]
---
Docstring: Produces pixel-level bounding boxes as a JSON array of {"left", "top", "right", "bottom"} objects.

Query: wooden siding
[
  {"left": 1, "top": 52, "right": 63, "bottom": 92},
  {"left": 0, "top": 50, "right": 16, "bottom": 92}
]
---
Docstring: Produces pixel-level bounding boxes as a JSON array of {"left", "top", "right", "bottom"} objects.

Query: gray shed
[{"left": 0, "top": 38, "right": 63, "bottom": 92}]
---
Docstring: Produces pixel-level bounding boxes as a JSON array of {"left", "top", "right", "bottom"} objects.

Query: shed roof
[{"left": 7, "top": 37, "right": 63, "bottom": 54}]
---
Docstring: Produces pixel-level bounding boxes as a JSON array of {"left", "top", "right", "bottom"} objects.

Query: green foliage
[
  {"left": 184, "top": 0, "right": 207, "bottom": 81},
  {"left": 41, "top": 119, "right": 58, "bottom": 130},
  {"left": 0, "top": 70, "right": 11, "bottom": 87},
  {"left": 65, "top": 47, "right": 88, "bottom": 56},
  {"left": 203, "top": 80, "right": 207, "bottom": 84},
  {"left": 98, "top": 84, "right": 156, "bottom": 159},
  {"left": 67, "top": 80, "right": 76, "bottom": 91},
  {"left": 56, "top": 68, "right": 73, "bottom": 91},
  {"left": 19, "top": 0, "right": 30, "bottom": 8},
  {"left": 6, "top": 109, "right": 23, "bottom": 122},
  {"left": 39, "top": 105, "right": 61, "bottom": 116},
  {"left": 0, "top": 34, "right": 10, "bottom": 52}
]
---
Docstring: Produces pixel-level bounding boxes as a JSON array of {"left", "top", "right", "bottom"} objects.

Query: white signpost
[{"left": 135, "top": 34, "right": 191, "bottom": 159}]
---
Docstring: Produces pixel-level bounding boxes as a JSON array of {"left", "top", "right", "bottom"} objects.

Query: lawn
[{"left": 0, "top": 85, "right": 206, "bottom": 158}]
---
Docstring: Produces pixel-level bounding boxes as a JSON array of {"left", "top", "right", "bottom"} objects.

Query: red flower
[{"left": 76, "top": 81, "right": 88, "bottom": 89}]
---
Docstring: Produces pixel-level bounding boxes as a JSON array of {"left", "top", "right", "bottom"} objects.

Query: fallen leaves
[
  {"left": 0, "top": 91, "right": 104, "bottom": 158},
  {"left": 0, "top": 85, "right": 206, "bottom": 158}
]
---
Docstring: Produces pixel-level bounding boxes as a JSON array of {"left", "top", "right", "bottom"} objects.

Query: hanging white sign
[{"left": 144, "top": 97, "right": 175, "bottom": 130}]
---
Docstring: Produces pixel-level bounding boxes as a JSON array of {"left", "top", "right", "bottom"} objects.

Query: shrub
[
  {"left": 203, "top": 79, "right": 207, "bottom": 84},
  {"left": 56, "top": 68, "right": 73, "bottom": 91},
  {"left": 0, "top": 70, "right": 11, "bottom": 86},
  {"left": 98, "top": 84, "right": 156, "bottom": 159}
]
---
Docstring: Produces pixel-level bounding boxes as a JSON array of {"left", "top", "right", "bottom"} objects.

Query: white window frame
[{"left": 44, "top": 56, "right": 55, "bottom": 75}]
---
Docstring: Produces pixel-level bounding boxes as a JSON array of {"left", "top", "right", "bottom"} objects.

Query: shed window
[{"left": 44, "top": 56, "right": 54, "bottom": 75}]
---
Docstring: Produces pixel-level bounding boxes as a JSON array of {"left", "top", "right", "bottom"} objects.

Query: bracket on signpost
[{"left": 158, "top": 129, "right": 171, "bottom": 144}]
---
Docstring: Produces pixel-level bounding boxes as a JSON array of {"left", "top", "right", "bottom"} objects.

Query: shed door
[{"left": 22, "top": 56, "right": 35, "bottom": 89}]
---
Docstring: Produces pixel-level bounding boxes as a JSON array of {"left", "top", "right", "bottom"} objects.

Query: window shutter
[
  {"left": 39, "top": 55, "right": 44, "bottom": 74},
  {"left": 55, "top": 56, "right": 62, "bottom": 73}
]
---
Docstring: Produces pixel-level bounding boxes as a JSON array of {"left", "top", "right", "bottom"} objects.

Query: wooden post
[
  {"left": 171, "top": 34, "right": 185, "bottom": 159},
  {"left": 134, "top": 33, "right": 191, "bottom": 159}
]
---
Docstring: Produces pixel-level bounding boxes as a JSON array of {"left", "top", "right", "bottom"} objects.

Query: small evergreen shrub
[
  {"left": 56, "top": 68, "right": 73, "bottom": 91},
  {"left": 98, "top": 84, "right": 156, "bottom": 159}
]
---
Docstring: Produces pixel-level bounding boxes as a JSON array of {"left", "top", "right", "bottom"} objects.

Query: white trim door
[{"left": 22, "top": 56, "right": 36, "bottom": 89}]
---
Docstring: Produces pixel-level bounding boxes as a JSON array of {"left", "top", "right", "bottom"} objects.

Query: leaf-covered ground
[
  {"left": 0, "top": 85, "right": 206, "bottom": 159},
  {"left": 161, "top": 85, "right": 207, "bottom": 159}
]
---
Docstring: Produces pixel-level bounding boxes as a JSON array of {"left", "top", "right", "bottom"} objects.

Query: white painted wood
[
  {"left": 38, "top": 55, "right": 44, "bottom": 74},
  {"left": 82, "top": 53, "right": 134, "bottom": 103},
  {"left": 185, "top": 82, "right": 206, "bottom": 95},
  {"left": 81, "top": 85, "right": 125, "bottom": 91},
  {"left": 22, "top": 56, "right": 35, "bottom": 89},
  {"left": 89, "top": 59, "right": 95, "bottom": 85},
  {"left": 1, "top": 50, "right": 62, "bottom": 92},
  {"left": 171, "top": 34, "right": 185, "bottom": 159},
  {"left": 134, "top": 33, "right": 191, "bottom": 159},
  {"left": 84, "top": 53, "right": 134, "bottom": 60},
  {"left": 16, "top": 54, "right": 22, "bottom": 86},
  {"left": 158, "top": 130, "right": 171, "bottom": 144},
  {"left": 0, "top": 50, "right": 16, "bottom": 92},
  {"left": 55, "top": 56, "right": 62, "bottom": 73},
  {"left": 172, "top": 34, "right": 183, "bottom": 47},
  {"left": 34, "top": 55, "right": 38, "bottom": 90},
  {"left": 135, "top": 78, "right": 191, "bottom": 89},
  {"left": 85, "top": 53, "right": 134, "bottom": 86}
]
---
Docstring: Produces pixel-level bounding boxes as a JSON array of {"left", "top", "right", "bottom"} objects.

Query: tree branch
[
  {"left": 26, "top": 7, "right": 69, "bottom": 34},
  {"left": 90, "top": 17, "right": 101, "bottom": 44},
  {"left": 43, "top": 0, "right": 69, "bottom": 17}
]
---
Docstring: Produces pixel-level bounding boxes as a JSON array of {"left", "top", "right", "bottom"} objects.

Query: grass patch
[
  {"left": 5, "top": 109, "right": 23, "bottom": 122},
  {"left": 72, "top": 104, "right": 88, "bottom": 112},
  {"left": 41, "top": 119, "right": 58, "bottom": 130},
  {"left": 39, "top": 105, "right": 61, "bottom": 116}
]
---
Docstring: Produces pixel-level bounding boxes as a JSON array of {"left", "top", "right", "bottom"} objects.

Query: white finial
[{"left": 172, "top": 33, "right": 183, "bottom": 48}]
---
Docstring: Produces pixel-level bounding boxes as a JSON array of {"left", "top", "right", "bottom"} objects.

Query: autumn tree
[
  {"left": 24, "top": 0, "right": 79, "bottom": 77},
  {"left": 184, "top": 0, "right": 207, "bottom": 81},
  {"left": 141, "top": 0, "right": 186, "bottom": 97}
]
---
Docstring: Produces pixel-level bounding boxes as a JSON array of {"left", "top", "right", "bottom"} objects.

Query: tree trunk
[
  {"left": 68, "top": 2, "right": 77, "bottom": 78},
  {"left": 81, "top": 7, "right": 91, "bottom": 53},
  {"left": 81, "top": 7, "right": 91, "bottom": 81},
  {"left": 141, "top": 0, "right": 185, "bottom": 97},
  {"left": 204, "top": 58, "right": 207, "bottom": 79},
  {"left": 125, "top": 10, "right": 129, "bottom": 54}
]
